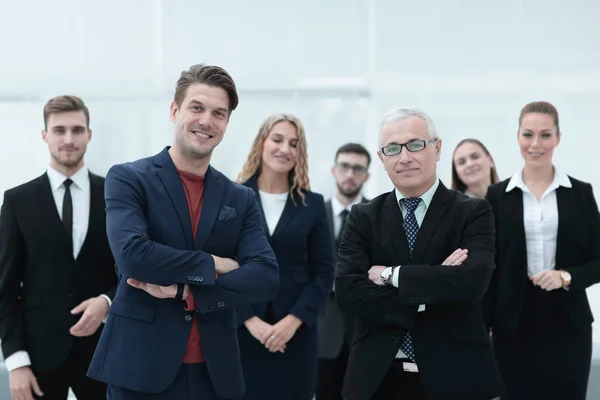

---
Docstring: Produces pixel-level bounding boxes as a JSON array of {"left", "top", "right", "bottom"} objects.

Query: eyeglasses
[
  {"left": 336, "top": 162, "right": 368, "bottom": 175},
  {"left": 380, "top": 139, "right": 437, "bottom": 156}
]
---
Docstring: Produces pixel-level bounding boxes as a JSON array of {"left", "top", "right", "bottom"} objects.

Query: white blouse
[
  {"left": 259, "top": 190, "right": 288, "bottom": 235},
  {"left": 505, "top": 168, "right": 572, "bottom": 277}
]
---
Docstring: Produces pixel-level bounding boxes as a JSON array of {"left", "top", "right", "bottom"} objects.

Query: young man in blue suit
[{"left": 87, "top": 64, "right": 279, "bottom": 399}]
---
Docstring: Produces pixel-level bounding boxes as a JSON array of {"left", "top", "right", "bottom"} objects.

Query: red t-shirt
[{"left": 178, "top": 169, "right": 205, "bottom": 363}]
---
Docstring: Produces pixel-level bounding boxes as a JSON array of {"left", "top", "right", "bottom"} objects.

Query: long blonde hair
[{"left": 237, "top": 113, "right": 310, "bottom": 205}]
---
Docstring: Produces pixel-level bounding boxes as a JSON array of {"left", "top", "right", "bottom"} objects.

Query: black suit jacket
[
  {"left": 0, "top": 171, "right": 117, "bottom": 372},
  {"left": 484, "top": 176, "right": 600, "bottom": 336},
  {"left": 335, "top": 181, "right": 504, "bottom": 400},
  {"left": 317, "top": 197, "right": 367, "bottom": 359}
]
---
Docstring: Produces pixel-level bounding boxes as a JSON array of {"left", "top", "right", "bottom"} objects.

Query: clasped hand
[{"left": 245, "top": 315, "right": 302, "bottom": 353}]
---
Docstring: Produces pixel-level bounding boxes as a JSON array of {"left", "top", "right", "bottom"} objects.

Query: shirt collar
[
  {"left": 47, "top": 165, "right": 89, "bottom": 192},
  {"left": 331, "top": 194, "right": 364, "bottom": 217},
  {"left": 395, "top": 178, "right": 440, "bottom": 209},
  {"left": 506, "top": 166, "right": 571, "bottom": 193}
]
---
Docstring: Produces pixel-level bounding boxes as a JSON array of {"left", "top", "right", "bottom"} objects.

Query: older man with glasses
[{"left": 334, "top": 108, "right": 504, "bottom": 400}]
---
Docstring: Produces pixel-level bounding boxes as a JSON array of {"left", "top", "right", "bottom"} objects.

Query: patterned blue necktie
[{"left": 399, "top": 197, "right": 422, "bottom": 362}]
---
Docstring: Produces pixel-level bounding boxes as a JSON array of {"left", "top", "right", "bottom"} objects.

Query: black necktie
[
  {"left": 62, "top": 179, "right": 73, "bottom": 247},
  {"left": 338, "top": 209, "right": 349, "bottom": 240}
]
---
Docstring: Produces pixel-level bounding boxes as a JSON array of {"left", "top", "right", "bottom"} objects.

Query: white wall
[{"left": 1, "top": 0, "right": 600, "bottom": 340}]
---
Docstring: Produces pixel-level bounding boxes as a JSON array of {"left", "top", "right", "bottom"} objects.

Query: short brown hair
[
  {"left": 335, "top": 142, "right": 371, "bottom": 166},
  {"left": 174, "top": 64, "right": 239, "bottom": 114},
  {"left": 518, "top": 101, "right": 560, "bottom": 132},
  {"left": 43, "top": 95, "right": 90, "bottom": 130}
]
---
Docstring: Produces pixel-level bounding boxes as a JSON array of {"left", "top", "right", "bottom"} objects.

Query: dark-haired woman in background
[
  {"left": 484, "top": 101, "right": 600, "bottom": 400},
  {"left": 451, "top": 138, "right": 500, "bottom": 198}
]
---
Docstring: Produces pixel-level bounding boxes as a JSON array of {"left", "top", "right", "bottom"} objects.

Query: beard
[
  {"left": 337, "top": 182, "right": 362, "bottom": 200},
  {"left": 51, "top": 150, "right": 84, "bottom": 169}
]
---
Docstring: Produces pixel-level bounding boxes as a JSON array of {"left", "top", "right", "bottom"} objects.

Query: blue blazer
[
  {"left": 87, "top": 147, "right": 279, "bottom": 398},
  {"left": 237, "top": 175, "right": 334, "bottom": 328}
]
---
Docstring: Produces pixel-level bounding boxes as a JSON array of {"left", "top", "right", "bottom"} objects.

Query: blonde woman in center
[{"left": 236, "top": 114, "right": 335, "bottom": 400}]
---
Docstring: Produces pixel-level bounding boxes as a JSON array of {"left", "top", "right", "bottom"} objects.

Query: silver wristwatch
[{"left": 380, "top": 266, "right": 393, "bottom": 286}]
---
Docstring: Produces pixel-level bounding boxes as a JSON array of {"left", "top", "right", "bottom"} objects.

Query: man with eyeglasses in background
[
  {"left": 316, "top": 143, "right": 370, "bottom": 400},
  {"left": 334, "top": 108, "right": 504, "bottom": 400}
]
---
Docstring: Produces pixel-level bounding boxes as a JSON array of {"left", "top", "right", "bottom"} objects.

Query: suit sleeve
[
  {"left": 482, "top": 188, "right": 499, "bottom": 328},
  {"left": 191, "top": 188, "right": 279, "bottom": 314},
  {"left": 395, "top": 199, "right": 496, "bottom": 306},
  {"left": 335, "top": 205, "right": 418, "bottom": 328},
  {"left": 288, "top": 195, "right": 335, "bottom": 327},
  {"left": 105, "top": 164, "right": 217, "bottom": 286},
  {"left": 564, "top": 183, "right": 600, "bottom": 290},
  {"left": 0, "top": 192, "right": 27, "bottom": 360}
]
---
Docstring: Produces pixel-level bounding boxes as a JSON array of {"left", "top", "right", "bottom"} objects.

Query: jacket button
[
  {"left": 217, "top": 301, "right": 225, "bottom": 308},
  {"left": 187, "top": 276, "right": 193, "bottom": 281},
  {"left": 185, "top": 315, "right": 192, "bottom": 322},
  {"left": 198, "top": 276, "right": 203, "bottom": 282}
]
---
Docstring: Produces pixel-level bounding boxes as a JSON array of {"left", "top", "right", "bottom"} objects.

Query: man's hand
[
  {"left": 69, "top": 296, "right": 110, "bottom": 337},
  {"left": 213, "top": 255, "right": 240, "bottom": 274},
  {"left": 9, "top": 366, "right": 43, "bottom": 400},
  {"left": 441, "top": 248, "right": 468, "bottom": 266},
  {"left": 368, "top": 265, "right": 386, "bottom": 285},
  {"left": 531, "top": 270, "right": 562, "bottom": 291},
  {"left": 126, "top": 279, "right": 190, "bottom": 300},
  {"left": 265, "top": 315, "right": 302, "bottom": 353}
]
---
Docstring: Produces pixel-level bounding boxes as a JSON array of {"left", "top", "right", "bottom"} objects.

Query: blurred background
[{"left": 1, "top": 0, "right": 600, "bottom": 396}]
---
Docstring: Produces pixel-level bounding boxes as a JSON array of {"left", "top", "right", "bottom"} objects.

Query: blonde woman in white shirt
[
  {"left": 484, "top": 101, "right": 600, "bottom": 400},
  {"left": 235, "top": 114, "right": 335, "bottom": 400}
]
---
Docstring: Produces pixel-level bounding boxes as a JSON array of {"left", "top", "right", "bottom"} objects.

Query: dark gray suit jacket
[{"left": 317, "top": 196, "right": 367, "bottom": 359}]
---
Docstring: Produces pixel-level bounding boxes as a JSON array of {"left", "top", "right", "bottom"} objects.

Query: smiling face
[
  {"left": 518, "top": 112, "right": 560, "bottom": 169},
  {"left": 261, "top": 121, "right": 299, "bottom": 175},
  {"left": 170, "top": 83, "right": 230, "bottom": 160},
  {"left": 377, "top": 116, "right": 441, "bottom": 197},
  {"left": 453, "top": 141, "right": 494, "bottom": 189}
]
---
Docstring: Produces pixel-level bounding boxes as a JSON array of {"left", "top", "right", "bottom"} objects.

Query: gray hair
[{"left": 379, "top": 107, "right": 438, "bottom": 147}]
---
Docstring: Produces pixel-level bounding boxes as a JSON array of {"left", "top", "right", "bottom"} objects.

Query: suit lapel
[
  {"left": 37, "top": 173, "right": 72, "bottom": 254},
  {"left": 155, "top": 149, "right": 193, "bottom": 249},
  {"left": 244, "top": 175, "right": 271, "bottom": 239},
  {"left": 382, "top": 190, "right": 409, "bottom": 261},
  {"left": 507, "top": 187, "right": 528, "bottom": 273},
  {"left": 77, "top": 173, "right": 102, "bottom": 259},
  {"left": 194, "top": 166, "right": 224, "bottom": 250},
  {"left": 555, "top": 186, "right": 572, "bottom": 269},
  {"left": 243, "top": 174, "right": 300, "bottom": 239},
  {"left": 411, "top": 183, "right": 450, "bottom": 262},
  {"left": 272, "top": 194, "right": 299, "bottom": 238},
  {"left": 325, "top": 200, "right": 335, "bottom": 240}
]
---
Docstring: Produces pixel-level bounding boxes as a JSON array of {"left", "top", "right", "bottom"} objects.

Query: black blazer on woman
[{"left": 484, "top": 176, "right": 600, "bottom": 336}]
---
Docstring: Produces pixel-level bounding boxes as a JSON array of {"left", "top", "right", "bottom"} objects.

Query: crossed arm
[
  {"left": 335, "top": 200, "right": 496, "bottom": 328},
  {"left": 106, "top": 164, "right": 278, "bottom": 313}
]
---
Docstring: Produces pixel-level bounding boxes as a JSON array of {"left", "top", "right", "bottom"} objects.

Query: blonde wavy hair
[{"left": 236, "top": 113, "right": 310, "bottom": 205}]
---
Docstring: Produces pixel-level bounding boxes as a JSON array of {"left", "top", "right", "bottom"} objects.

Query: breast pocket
[{"left": 213, "top": 217, "right": 243, "bottom": 243}]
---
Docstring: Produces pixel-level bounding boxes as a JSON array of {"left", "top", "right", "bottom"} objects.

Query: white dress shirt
[
  {"left": 389, "top": 179, "right": 440, "bottom": 359},
  {"left": 505, "top": 167, "right": 572, "bottom": 277},
  {"left": 5, "top": 165, "right": 111, "bottom": 372},
  {"left": 259, "top": 190, "right": 288, "bottom": 235},
  {"left": 331, "top": 194, "right": 365, "bottom": 238}
]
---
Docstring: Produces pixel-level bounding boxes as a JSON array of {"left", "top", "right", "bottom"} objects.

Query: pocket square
[{"left": 218, "top": 206, "right": 237, "bottom": 221}]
